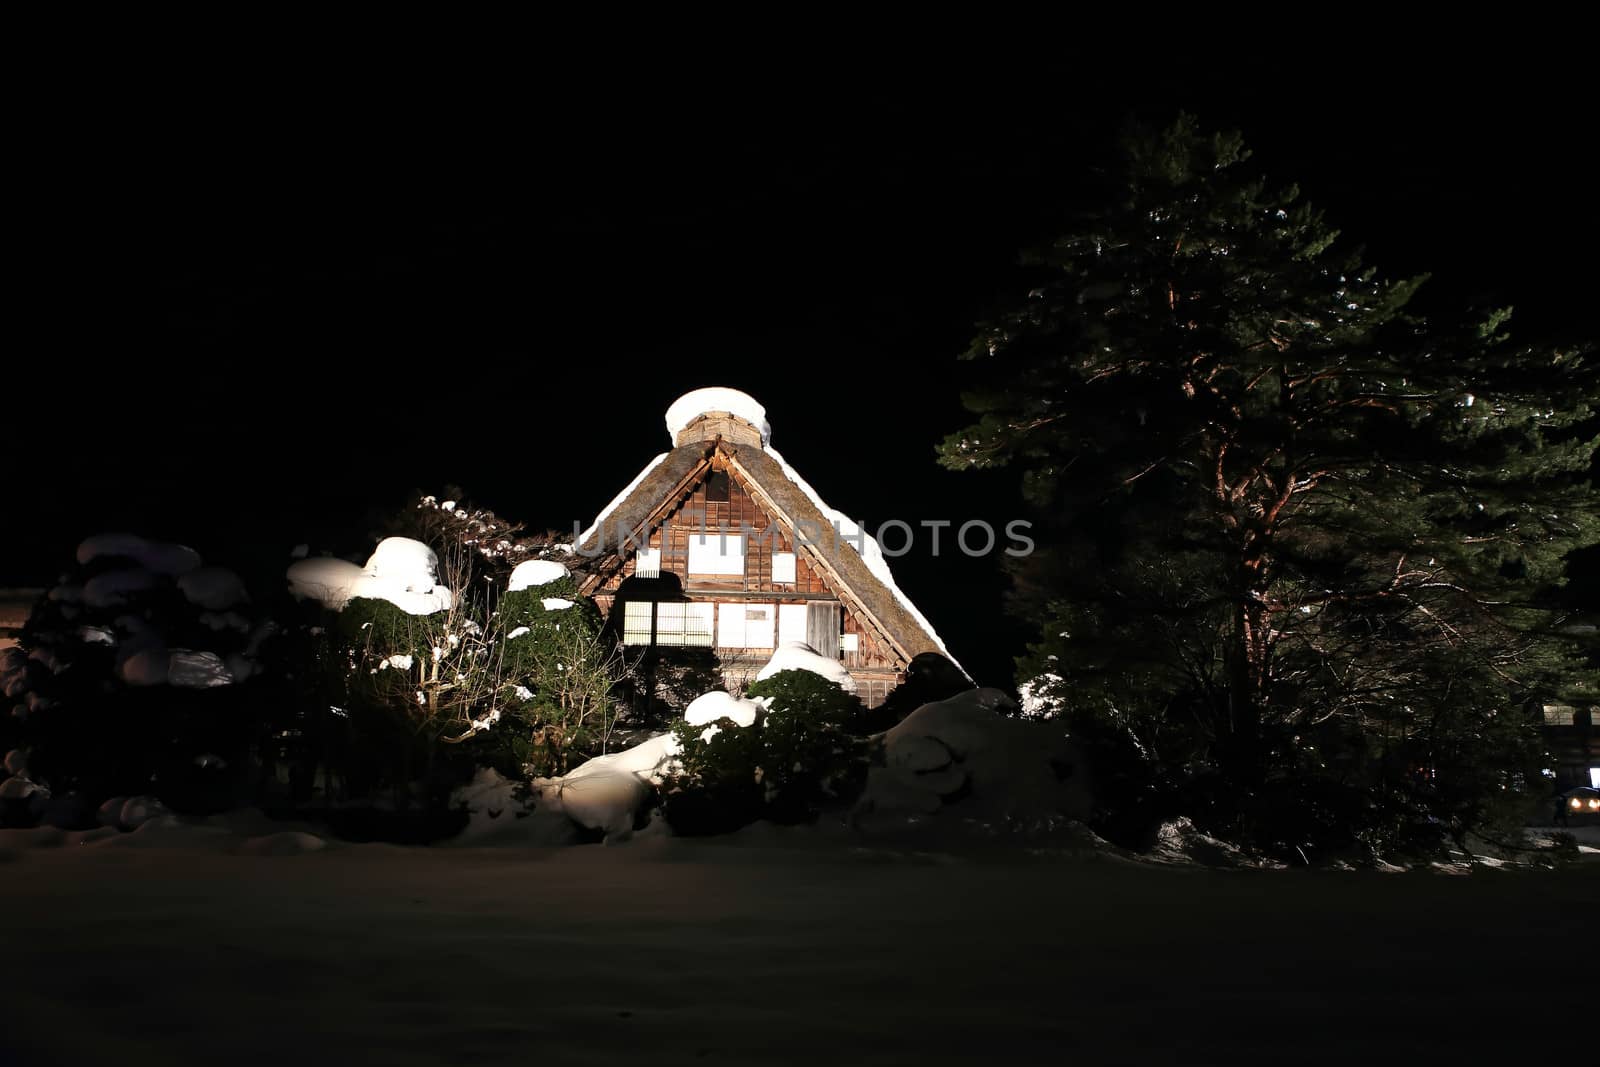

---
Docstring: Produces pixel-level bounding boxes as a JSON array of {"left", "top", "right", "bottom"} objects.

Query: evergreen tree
[{"left": 941, "top": 116, "right": 1599, "bottom": 857}]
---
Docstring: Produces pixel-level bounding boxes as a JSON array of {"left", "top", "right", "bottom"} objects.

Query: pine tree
[{"left": 941, "top": 116, "right": 1599, "bottom": 857}]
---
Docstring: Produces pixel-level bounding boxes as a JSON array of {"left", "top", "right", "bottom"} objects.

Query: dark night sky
[{"left": 14, "top": 59, "right": 1596, "bottom": 685}]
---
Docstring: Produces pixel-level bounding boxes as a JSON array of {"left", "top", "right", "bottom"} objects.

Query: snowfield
[{"left": 0, "top": 830, "right": 1593, "bottom": 1064}]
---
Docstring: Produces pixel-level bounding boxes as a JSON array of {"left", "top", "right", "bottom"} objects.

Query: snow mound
[
  {"left": 508, "top": 559, "right": 570, "bottom": 591},
  {"left": 541, "top": 597, "right": 574, "bottom": 611},
  {"left": 76, "top": 534, "right": 201, "bottom": 575},
  {"left": 117, "top": 647, "right": 170, "bottom": 686},
  {"left": 683, "top": 691, "right": 763, "bottom": 728},
  {"left": 566, "top": 732, "right": 684, "bottom": 785},
  {"left": 1147, "top": 817, "right": 1279, "bottom": 869},
  {"left": 854, "top": 688, "right": 1090, "bottom": 828},
  {"left": 450, "top": 767, "right": 541, "bottom": 843},
  {"left": 119, "top": 796, "right": 170, "bottom": 830},
  {"left": 236, "top": 831, "right": 328, "bottom": 856},
  {"left": 285, "top": 558, "right": 367, "bottom": 609},
  {"left": 755, "top": 641, "right": 856, "bottom": 694},
  {"left": 287, "top": 538, "right": 454, "bottom": 615},
  {"left": 97, "top": 797, "right": 128, "bottom": 828},
  {"left": 552, "top": 770, "right": 649, "bottom": 835},
  {"left": 0, "top": 777, "right": 43, "bottom": 800},
  {"left": 82, "top": 568, "right": 159, "bottom": 608},
  {"left": 529, "top": 733, "right": 686, "bottom": 839},
  {"left": 364, "top": 537, "right": 440, "bottom": 587},
  {"left": 177, "top": 566, "right": 249, "bottom": 610},
  {"left": 200, "top": 611, "right": 251, "bottom": 633},
  {"left": 665, "top": 387, "right": 772, "bottom": 446}
]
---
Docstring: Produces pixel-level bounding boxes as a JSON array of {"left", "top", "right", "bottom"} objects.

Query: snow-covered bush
[
  {"left": 2, "top": 535, "right": 271, "bottom": 816},
  {"left": 493, "top": 573, "right": 632, "bottom": 777},
  {"left": 277, "top": 495, "right": 637, "bottom": 807},
  {"left": 853, "top": 688, "right": 1092, "bottom": 834},
  {"left": 662, "top": 669, "right": 867, "bottom": 833}
]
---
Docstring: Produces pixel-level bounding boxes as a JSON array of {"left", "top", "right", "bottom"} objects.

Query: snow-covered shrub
[
  {"left": 662, "top": 669, "right": 867, "bottom": 833},
  {"left": 3, "top": 536, "right": 270, "bottom": 816},
  {"left": 275, "top": 495, "right": 637, "bottom": 807},
  {"left": 853, "top": 687, "right": 1091, "bottom": 833},
  {"left": 494, "top": 576, "right": 630, "bottom": 777}
]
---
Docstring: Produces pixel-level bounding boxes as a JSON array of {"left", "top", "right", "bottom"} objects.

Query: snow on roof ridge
[
  {"left": 665, "top": 387, "right": 772, "bottom": 446},
  {"left": 763, "top": 445, "right": 961, "bottom": 673}
]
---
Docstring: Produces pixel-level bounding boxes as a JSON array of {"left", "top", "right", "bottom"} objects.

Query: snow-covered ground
[{"left": 0, "top": 830, "right": 1593, "bottom": 1065}]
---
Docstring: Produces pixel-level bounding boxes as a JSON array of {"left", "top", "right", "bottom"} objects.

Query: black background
[{"left": 13, "top": 55, "right": 1596, "bottom": 685}]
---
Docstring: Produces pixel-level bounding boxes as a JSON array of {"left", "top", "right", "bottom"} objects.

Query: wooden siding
[{"left": 592, "top": 452, "right": 905, "bottom": 702}]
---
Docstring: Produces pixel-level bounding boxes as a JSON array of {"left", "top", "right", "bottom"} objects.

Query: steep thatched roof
[
  {"left": 724, "top": 445, "right": 946, "bottom": 665},
  {"left": 574, "top": 444, "right": 712, "bottom": 562}
]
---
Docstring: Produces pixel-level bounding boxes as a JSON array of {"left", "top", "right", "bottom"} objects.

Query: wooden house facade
[{"left": 574, "top": 391, "right": 954, "bottom": 707}]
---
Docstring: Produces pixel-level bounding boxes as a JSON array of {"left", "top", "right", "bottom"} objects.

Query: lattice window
[{"left": 622, "top": 601, "right": 653, "bottom": 645}]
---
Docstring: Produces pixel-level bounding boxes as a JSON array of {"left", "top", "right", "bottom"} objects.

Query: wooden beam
[{"left": 681, "top": 588, "right": 842, "bottom": 601}]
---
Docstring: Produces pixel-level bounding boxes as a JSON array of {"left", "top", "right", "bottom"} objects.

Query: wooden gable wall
[{"left": 590, "top": 450, "right": 904, "bottom": 703}]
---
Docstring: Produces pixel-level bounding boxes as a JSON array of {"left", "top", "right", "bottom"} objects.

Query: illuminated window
[
  {"left": 656, "top": 602, "right": 715, "bottom": 647},
  {"left": 622, "top": 601, "right": 653, "bottom": 645},
  {"left": 772, "top": 551, "right": 797, "bottom": 584},
  {"left": 634, "top": 547, "right": 661, "bottom": 578},
  {"left": 621, "top": 601, "right": 714, "bottom": 647},
  {"left": 778, "top": 603, "right": 807, "bottom": 644},
  {"left": 1543, "top": 705, "right": 1577, "bottom": 726},
  {"left": 688, "top": 532, "right": 744, "bottom": 576},
  {"left": 718, "top": 603, "right": 775, "bottom": 648}
]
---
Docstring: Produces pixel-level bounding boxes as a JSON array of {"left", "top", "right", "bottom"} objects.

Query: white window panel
[
  {"left": 656, "top": 602, "right": 686, "bottom": 646},
  {"left": 622, "top": 601, "right": 653, "bottom": 645},
  {"left": 743, "top": 604, "right": 775, "bottom": 649},
  {"left": 685, "top": 602, "right": 715, "bottom": 646},
  {"left": 840, "top": 633, "right": 859, "bottom": 653},
  {"left": 778, "top": 603, "right": 808, "bottom": 645},
  {"left": 1543, "top": 705, "right": 1576, "bottom": 726},
  {"left": 687, "top": 532, "right": 745, "bottom": 576},
  {"left": 634, "top": 547, "right": 661, "bottom": 578},
  {"left": 655, "top": 601, "right": 714, "bottom": 647},
  {"left": 717, "top": 603, "right": 744, "bottom": 647},
  {"left": 771, "top": 551, "right": 797, "bottom": 584},
  {"left": 717, "top": 603, "right": 776, "bottom": 648}
]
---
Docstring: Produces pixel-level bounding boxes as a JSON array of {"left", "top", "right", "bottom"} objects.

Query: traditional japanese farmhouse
[{"left": 574, "top": 388, "right": 958, "bottom": 707}]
